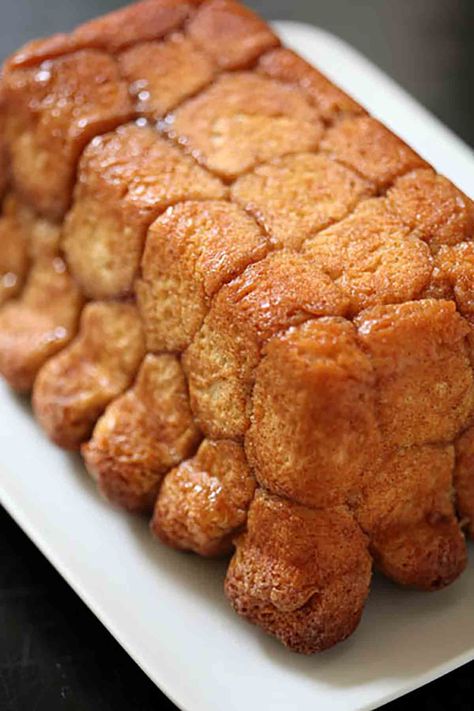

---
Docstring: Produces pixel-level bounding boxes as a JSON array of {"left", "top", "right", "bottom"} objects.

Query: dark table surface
[{"left": 0, "top": 1, "right": 473, "bottom": 710}]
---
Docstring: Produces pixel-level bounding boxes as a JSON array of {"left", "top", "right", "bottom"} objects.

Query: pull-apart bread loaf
[{"left": 0, "top": 0, "right": 473, "bottom": 653}]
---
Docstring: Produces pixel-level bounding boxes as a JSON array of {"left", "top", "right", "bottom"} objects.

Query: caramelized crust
[
  {"left": 184, "top": 251, "right": 348, "bottom": 439},
  {"left": 118, "top": 34, "right": 216, "bottom": 120},
  {"left": 62, "top": 124, "right": 225, "bottom": 299},
  {"left": 232, "top": 153, "right": 374, "bottom": 250},
  {"left": 304, "top": 198, "right": 433, "bottom": 315},
  {"left": 387, "top": 169, "right": 474, "bottom": 250},
  {"left": 7, "top": 0, "right": 199, "bottom": 68},
  {"left": 152, "top": 439, "right": 255, "bottom": 555},
  {"left": 137, "top": 200, "right": 269, "bottom": 352},
  {"left": 187, "top": 0, "right": 279, "bottom": 69},
  {"left": 33, "top": 302, "right": 145, "bottom": 449},
  {"left": 246, "top": 319, "right": 380, "bottom": 508},
  {"left": 321, "top": 116, "right": 427, "bottom": 189},
  {"left": 427, "top": 242, "right": 474, "bottom": 320},
  {"left": 167, "top": 72, "right": 323, "bottom": 180},
  {"left": 355, "top": 300, "right": 474, "bottom": 448},
  {"left": 0, "top": 257, "right": 83, "bottom": 391},
  {"left": 258, "top": 48, "right": 366, "bottom": 122},
  {"left": 454, "top": 426, "right": 474, "bottom": 538},
  {"left": 3, "top": 51, "right": 134, "bottom": 220},
  {"left": 0, "top": 196, "right": 30, "bottom": 305},
  {"left": 357, "top": 445, "right": 466, "bottom": 589},
  {"left": 225, "top": 490, "right": 372, "bottom": 654},
  {"left": 83, "top": 354, "right": 200, "bottom": 513}
]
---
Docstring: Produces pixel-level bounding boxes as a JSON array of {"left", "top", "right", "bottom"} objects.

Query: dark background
[{"left": 1, "top": 1, "right": 473, "bottom": 710}]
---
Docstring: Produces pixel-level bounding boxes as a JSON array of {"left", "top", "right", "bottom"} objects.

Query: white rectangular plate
[{"left": 1, "top": 20, "right": 473, "bottom": 711}]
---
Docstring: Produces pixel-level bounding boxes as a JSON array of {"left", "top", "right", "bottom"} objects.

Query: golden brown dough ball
[
  {"left": 321, "top": 116, "right": 427, "bottom": 189},
  {"left": 246, "top": 318, "right": 380, "bottom": 508},
  {"left": 183, "top": 251, "right": 348, "bottom": 439},
  {"left": 6, "top": 0, "right": 197, "bottom": 68},
  {"left": 187, "top": 0, "right": 279, "bottom": 70},
  {"left": 427, "top": 242, "right": 474, "bottom": 320},
  {"left": 118, "top": 34, "right": 216, "bottom": 120},
  {"left": 257, "top": 47, "right": 366, "bottom": 123},
  {"left": 225, "top": 490, "right": 372, "bottom": 654},
  {"left": 62, "top": 124, "right": 225, "bottom": 299},
  {"left": 303, "top": 198, "right": 433, "bottom": 315},
  {"left": 3, "top": 50, "right": 133, "bottom": 219},
  {"left": 357, "top": 444, "right": 466, "bottom": 589},
  {"left": 0, "top": 256, "right": 83, "bottom": 392},
  {"left": 67, "top": 0, "right": 199, "bottom": 54},
  {"left": 387, "top": 169, "right": 474, "bottom": 251},
  {"left": 83, "top": 353, "right": 200, "bottom": 513},
  {"left": 231, "top": 153, "right": 374, "bottom": 250},
  {"left": 167, "top": 72, "right": 323, "bottom": 180},
  {"left": 355, "top": 300, "right": 474, "bottom": 448},
  {"left": 152, "top": 439, "right": 255, "bottom": 556},
  {"left": 33, "top": 302, "right": 145, "bottom": 449},
  {"left": 137, "top": 200, "right": 269, "bottom": 352}
]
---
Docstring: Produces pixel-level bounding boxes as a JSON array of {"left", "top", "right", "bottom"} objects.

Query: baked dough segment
[
  {"left": 152, "top": 438, "right": 255, "bottom": 555},
  {"left": 225, "top": 490, "right": 372, "bottom": 654},
  {"left": 3, "top": 50, "right": 134, "bottom": 220},
  {"left": 0, "top": 256, "right": 83, "bottom": 392},
  {"left": 0, "top": 196, "right": 30, "bottom": 306},
  {"left": 0, "top": 194, "right": 80, "bottom": 391},
  {"left": 352, "top": 301, "right": 472, "bottom": 587},
  {"left": 187, "top": 0, "right": 279, "bottom": 70},
  {"left": 83, "top": 353, "right": 200, "bottom": 513},
  {"left": 355, "top": 300, "right": 474, "bottom": 449},
  {"left": 426, "top": 242, "right": 474, "bottom": 320},
  {"left": 303, "top": 198, "right": 433, "bottom": 315},
  {"left": 231, "top": 153, "right": 374, "bottom": 250},
  {"left": 321, "top": 115, "right": 428, "bottom": 189},
  {"left": 183, "top": 251, "right": 349, "bottom": 439},
  {"left": 118, "top": 34, "right": 216, "bottom": 120},
  {"left": 167, "top": 72, "right": 323, "bottom": 180},
  {"left": 33, "top": 302, "right": 145, "bottom": 449},
  {"left": 357, "top": 445, "right": 467, "bottom": 589},
  {"left": 245, "top": 318, "right": 380, "bottom": 509},
  {"left": 62, "top": 124, "right": 226, "bottom": 299},
  {"left": 455, "top": 426, "right": 474, "bottom": 538},
  {"left": 387, "top": 169, "right": 474, "bottom": 251},
  {"left": 257, "top": 48, "right": 366, "bottom": 123},
  {"left": 137, "top": 200, "right": 269, "bottom": 352},
  {"left": 7, "top": 0, "right": 200, "bottom": 69}
]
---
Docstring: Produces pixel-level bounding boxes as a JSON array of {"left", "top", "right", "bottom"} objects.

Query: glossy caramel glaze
[
  {"left": 152, "top": 438, "right": 255, "bottom": 555},
  {"left": 84, "top": 353, "right": 201, "bottom": 512},
  {"left": 32, "top": 302, "right": 145, "bottom": 448}
]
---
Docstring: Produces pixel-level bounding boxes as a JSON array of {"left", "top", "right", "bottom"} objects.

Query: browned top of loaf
[
  {"left": 6, "top": 0, "right": 201, "bottom": 68},
  {"left": 6, "top": 0, "right": 279, "bottom": 70}
]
